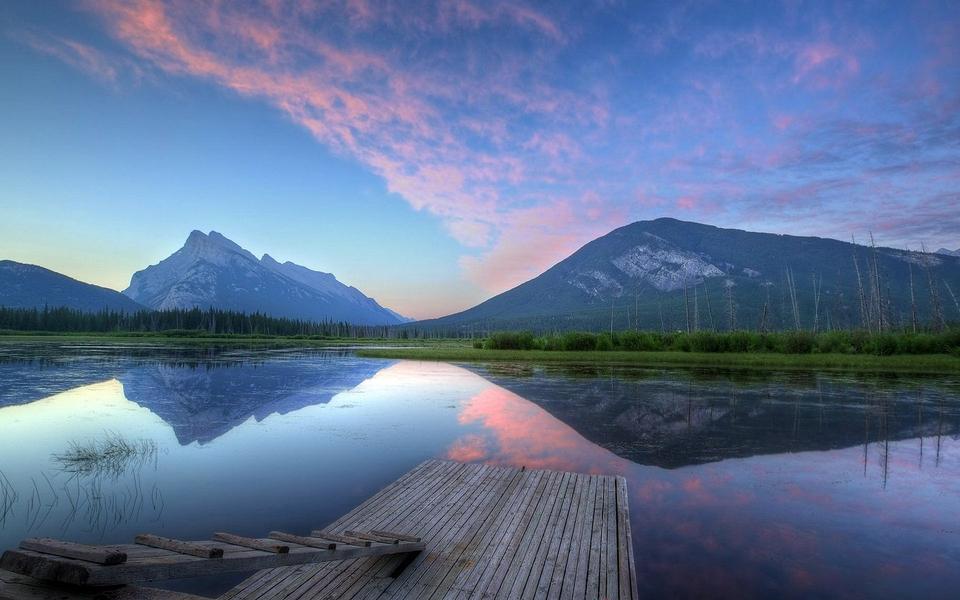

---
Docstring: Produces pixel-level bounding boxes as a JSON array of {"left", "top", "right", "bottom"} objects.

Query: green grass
[{"left": 356, "top": 346, "right": 960, "bottom": 373}]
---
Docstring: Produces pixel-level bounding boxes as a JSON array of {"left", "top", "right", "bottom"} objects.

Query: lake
[{"left": 0, "top": 343, "right": 958, "bottom": 599}]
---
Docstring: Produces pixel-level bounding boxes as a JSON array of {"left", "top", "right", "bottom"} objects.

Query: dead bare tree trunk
[
  {"left": 921, "top": 243, "right": 945, "bottom": 331},
  {"left": 908, "top": 260, "right": 918, "bottom": 333},
  {"left": 869, "top": 233, "right": 885, "bottom": 333},
  {"left": 683, "top": 286, "right": 691, "bottom": 333},
  {"left": 703, "top": 282, "right": 715, "bottom": 331},
  {"left": 635, "top": 288, "right": 640, "bottom": 332},
  {"left": 658, "top": 293, "right": 665, "bottom": 333},
  {"left": 852, "top": 237, "right": 870, "bottom": 332},
  {"left": 812, "top": 273, "right": 822, "bottom": 334},
  {"left": 944, "top": 280, "right": 960, "bottom": 320},
  {"left": 693, "top": 286, "right": 700, "bottom": 332},
  {"left": 725, "top": 281, "right": 736, "bottom": 331},
  {"left": 786, "top": 267, "right": 801, "bottom": 330},
  {"left": 610, "top": 297, "right": 615, "bottom": 336}
]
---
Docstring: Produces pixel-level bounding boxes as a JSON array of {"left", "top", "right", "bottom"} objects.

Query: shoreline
[{"left": 355, "top": 347, "right": 960, "bottom": 374}]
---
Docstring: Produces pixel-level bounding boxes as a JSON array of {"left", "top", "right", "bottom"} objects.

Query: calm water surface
[{"left": 0, "top": 343, "right": 958, "bottom": 599}]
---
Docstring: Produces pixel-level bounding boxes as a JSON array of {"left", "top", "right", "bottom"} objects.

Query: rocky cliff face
[{"left": 124, "top": 230, "right": 408, "bottom": 325}]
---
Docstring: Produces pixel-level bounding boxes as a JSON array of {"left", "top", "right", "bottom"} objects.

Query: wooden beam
[
  {"left": 211, "top": 533, "right": 288, "bottom": 554},
  {"left": 18, "top": 539, "right": 126, "bottom": 566},
  {"left": 134, "top": 535, "right": 223, "bottom": 559},
  {"left": 0, "top": 541, "right": 426, "bottom": 587},
  {"left": 309, "top": 531, "right": 371, "bottom": 547},
  {"left": 343, "top": 531, "right": 399, "bottom": 544},
  {"left": 369, "top": 530, "right": 421, "bottom": 543},
  {"left": 267, "top": 532, "right": 335, "bottom": 550}
]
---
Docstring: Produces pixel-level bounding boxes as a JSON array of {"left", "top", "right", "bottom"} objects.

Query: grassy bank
[
  {"left": 356, "top": 347, "right": 960, "bottom": 373},
  {"left": 480, "top": 329, "right": 960, "bottom": 355}
]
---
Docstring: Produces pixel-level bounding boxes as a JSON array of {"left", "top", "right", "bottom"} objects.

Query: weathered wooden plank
[
  {"left": 267, "top": 532, "right": 336, "bottom": 550},
  {"left": 0, "top": 541, "right": 425, "bottom": 587},
  {"left": 585, "top": 476, "right": 607, "bottom": 600},
  {"left": 212, "top": 533, "right": 289, "bottom": 554},
  {"left": 344, "top": 532, "right": 400, "bottom": 544},
  {"left": 309, "top": 532, "right": 372, "bottom": 547},
  {"left": 533, "top": 472, "right": 583, "bottom": 599},
  {"left": 570, "top": 474, "right": 599, "bottom": 600},
  {"left": 604, "top": 477, "right": 619, "bottom": 600},
  {"left": 616, "top": 477, "right": 638, "bottom": 600},
  {"left": 369, "top": 531, "right": 421, "bottom": 543},
  {"left": 0, "top": 568, "right": 209, "bottom": 600},
  {"left": 548, "top": 472, "right": 588, "bottom": 600},
  {"left": 17, "top": 539, "right": 126, "bottom": 566},
  {"left": 134, "top": 535, "right": 223, "bottom": 559}
]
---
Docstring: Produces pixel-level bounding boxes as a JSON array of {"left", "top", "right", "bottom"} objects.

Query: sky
[{"left": 1, "top": 1, "right": 958, "bottom": 319}]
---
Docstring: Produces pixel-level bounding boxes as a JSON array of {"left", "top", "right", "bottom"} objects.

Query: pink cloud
[
  {"left": 16, "top": 30, "right": 135, "bottom": 84},
  {"left": 792, "top": 42, "right": 860, "bottom": 89},
  {"left": 772, "top": 114, "right": 795, "bottom": 131},
  {"left": 459, "top": 197, "right": 627, "bottom": 293}
]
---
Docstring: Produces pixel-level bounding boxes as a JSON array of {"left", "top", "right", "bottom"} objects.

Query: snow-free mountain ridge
[{"left": 0, "top": 260, "right": 145, "bottom": 312}]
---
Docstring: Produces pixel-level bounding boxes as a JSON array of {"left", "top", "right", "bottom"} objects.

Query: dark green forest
[{"left": 0, "top": 306, "right": 412, "bottom": 338}]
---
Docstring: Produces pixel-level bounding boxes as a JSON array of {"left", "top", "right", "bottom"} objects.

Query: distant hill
[
  {"left": 418, "top": 218, "right": 960, "bottom": 332},
  {"left": 936, "top": 248, "right": 960, "bottom": 257},
  {"left": 124, "top": 230, "right": 409, "bottom": 325},
  {"left": 0, "top": 260, "right": 144, "bottom": 313}
]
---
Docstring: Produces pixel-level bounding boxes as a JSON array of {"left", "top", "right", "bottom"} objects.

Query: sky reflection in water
[{"left": 0, "top": 346, "right": 957, "bottom": 599}]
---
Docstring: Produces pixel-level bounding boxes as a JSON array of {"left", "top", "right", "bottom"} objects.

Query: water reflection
[
  {"left": 0, "top": 346, "right": 957, "bottom": 599},
  {"left": 470, "top": 364, "right": 960, "bottom": 469}
]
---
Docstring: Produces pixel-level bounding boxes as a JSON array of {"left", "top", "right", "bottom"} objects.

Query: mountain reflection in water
[{"left": 0, "top": 346, "right": 957, "bottom": 599}]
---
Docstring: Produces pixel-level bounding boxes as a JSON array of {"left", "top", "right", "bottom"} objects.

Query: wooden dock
[
  {"left": 223, "top": 459, "right": 637, "bottom": 599},
  {"left": 0, "top": 460, "right": 637, "bottom": 599}
]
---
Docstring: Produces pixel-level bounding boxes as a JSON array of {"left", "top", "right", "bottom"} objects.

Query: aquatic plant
[{"left": 52, "top": 432, "right": 158, "bottom": 479}]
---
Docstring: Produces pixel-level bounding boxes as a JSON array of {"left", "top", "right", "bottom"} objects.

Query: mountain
[
  {"left": 936, "top": 248, "right": 960, "bottom": 257},
  {"left": 419, "top": 218, "right": 960, "bottom": 332},
  {"left": 123, "top": 230, "right": 408, "bottom": 325},
  {"left": 0, "top": 260, "right": 144, "bottom": 313}
]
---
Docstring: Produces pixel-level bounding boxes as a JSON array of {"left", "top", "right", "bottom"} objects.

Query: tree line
[{"left": 0, "top": 306, "right": 408, "bottom": 338}]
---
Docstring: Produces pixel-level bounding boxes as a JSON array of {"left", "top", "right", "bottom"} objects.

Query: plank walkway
[
  {"left": 221, "top": 459, "right": 637, "bottom": 600},
  {"left": 0, "top": 460, "right": 636, "bottom": 599}
]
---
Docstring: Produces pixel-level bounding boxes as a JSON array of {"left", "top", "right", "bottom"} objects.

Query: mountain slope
[
  {"left": 0, "top": 260, "right": 144, "bottom": 312},
  {"left": 421, "top": 218, "right": 960, "bottom": 332},
  {"left": 124, "top": 231, "right": 407, "bottom": 325}
]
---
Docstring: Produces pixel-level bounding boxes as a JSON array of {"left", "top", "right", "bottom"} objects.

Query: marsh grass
[{"left": 52, "top": 432, "right": 158, "bottom": 479}]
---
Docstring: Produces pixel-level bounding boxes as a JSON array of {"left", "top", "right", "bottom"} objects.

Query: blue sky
[{"left": 1, "top": 1, "right": 958, "bottom": 318}]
